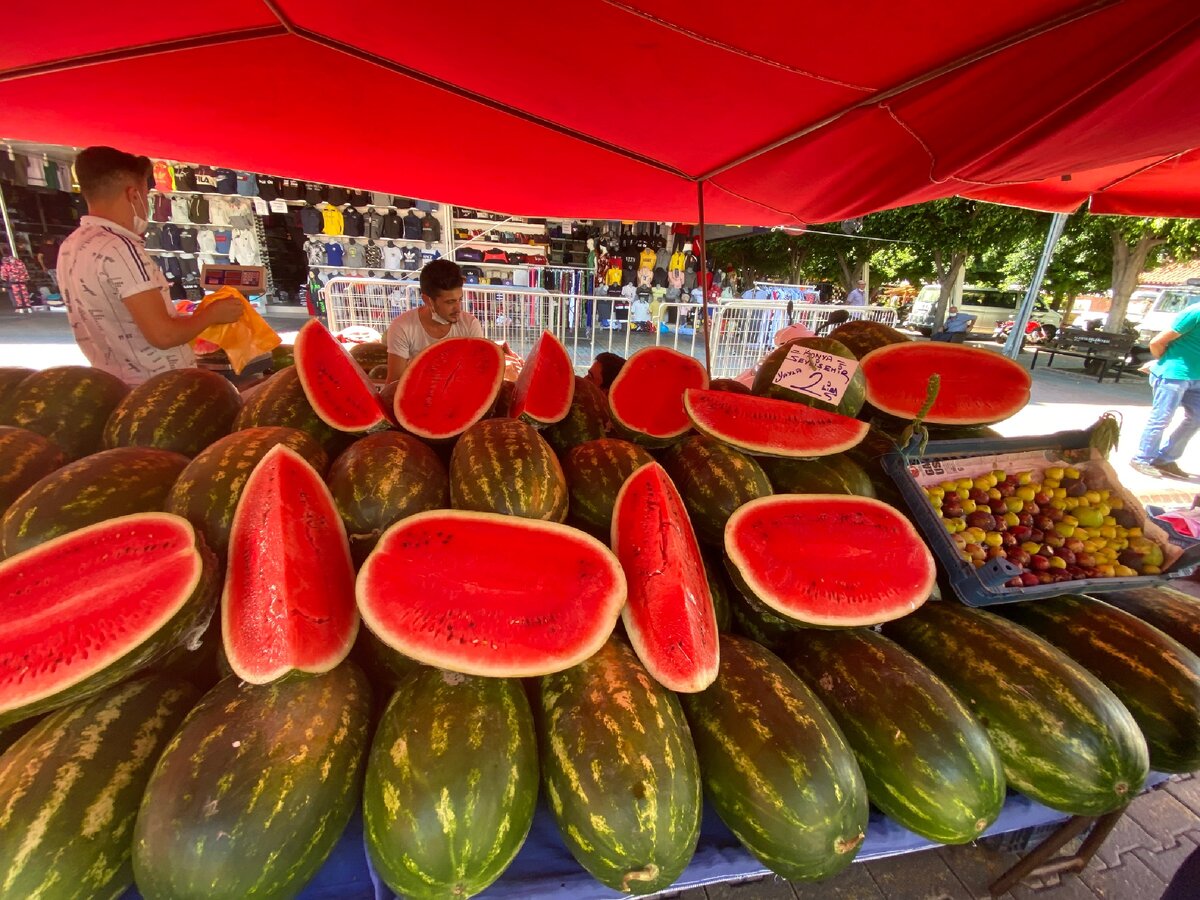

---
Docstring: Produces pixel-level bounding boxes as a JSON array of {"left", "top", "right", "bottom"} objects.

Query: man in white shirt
[
  {"left": 385, "top": 259, "right": 484, "bottom": 381},
  {"left": 845, "top": 280, "right": 867, "bottom": 306},
  {"left": 58, "top": 146, "right": 243, "bottom": 384}
]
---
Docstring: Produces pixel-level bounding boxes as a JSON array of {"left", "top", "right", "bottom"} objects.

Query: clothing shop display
[
  {"left": 160, "top": 224, "right": 181, "bottom": 252},
  {"left": 421, "top": 214, "right": 441, "bottom": 245},
  {"left": 349, "top": 189, "right": 370, "bottom": 206},
  {"left": 152, "top": 161, "right": 174, "bottom": 192},
  {"left": 364, "top": 242, "right": 383, "bottom": 269},
  {"left": 173, "top": 166, "right": 197, "bottom": 192},
  {"left": 402, "top": 211, "right": 422, "bottom": 239},
  {"left": 321, "top": 205, "right": 344, "bottom": 236},
  {"left": 213, "top": 230, "right": 232, "bottom": 255},
  {"left": 144, "top": 225, "right": 161, "bottom": 251},
  {"left": 197, "top": 229, "right": 216, "bottom": 254},
  {"left": 305, "top": 182, "right": 326, "bottom": 204},
  {"left": 178, "top": 228, "right": 199, "bottom": 254},
  {"left": 257, "top": 175, "right": 281, "bottom": 201},
  {"left": 325, "top": 241, "right": 344, "bottom": 267},
  {"left": 401, "top": 246, "right": 421, "bottom": 270},
  {"left": 187, "top": 195, "right": 209, "bottom": 225},
  {"left": 343, "top": 241, "right": 365, "bottom": 268},
  {"left": 383, "top": 210, "right": 403, "bottom": 239},
  {"left": 342, "top": 206, "right": 364, "bottom": 237},
  {"left": 327, "top": 186, "right": 349, "bottom": 206},
  {"left": 383, "top": 244, "right": 404, "bottom": 271},
  {"left": 281, "top": 178, "right": 303, "bottom": 201},
  {"left": 300, "top": 205, "right": 323, "bottom": 235},
  {"left": 169, "top": 195, "right": 190, "bottom": 224},
  {"left": 214, "top": 168, "right": 237, "bottom": 194},
  {"left": 364, "top": 209, "right": 384, "bottom": 240},
  {"left": 304, "top": 238, "right": 326, "bottom": 266},
  {"left": 235, "top": 172, "right": 258, "bottom": 196}
]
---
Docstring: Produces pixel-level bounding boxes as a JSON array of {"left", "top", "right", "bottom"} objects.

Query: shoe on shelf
[
  {"left": 1153, "top": 461, "right": 1193, "bottom": 480},
  {"left": 1130, "top": 460, "right": 1165, "bottom": 478}
]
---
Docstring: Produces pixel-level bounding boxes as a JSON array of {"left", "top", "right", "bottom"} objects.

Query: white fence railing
[{"left": 320, "top": 277, "right": 898, "bottom": 379}]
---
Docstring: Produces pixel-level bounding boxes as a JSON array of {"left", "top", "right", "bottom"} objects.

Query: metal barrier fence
[{"left": 321, "top": 277, "right": 897, "bottom": 378}]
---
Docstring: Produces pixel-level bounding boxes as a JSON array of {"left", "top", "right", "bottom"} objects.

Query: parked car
[
  {"left": 904, "top": 285, "right": 1063, "bottom": 337},
  {"left": 1131, "top": 286, "right": 1200, "bottom": 345}
]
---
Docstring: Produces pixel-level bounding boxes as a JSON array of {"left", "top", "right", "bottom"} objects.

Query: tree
[
  {"left": 1100, "top": 217, "right": 1200, "bottom": 327},
  {"left": 999, "top": 210, "right": 1112, "bottom": 312}
]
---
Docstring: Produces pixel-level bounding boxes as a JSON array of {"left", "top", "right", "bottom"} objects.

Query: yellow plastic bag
[{"left": 191, "top": 287, "right": 280, "bottom": 374}]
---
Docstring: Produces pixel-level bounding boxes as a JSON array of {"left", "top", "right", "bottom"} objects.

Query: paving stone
[
  {"left": 1130, "top": 833, "right": 1199, "bottom": 884},
  {"left": 936, "top": 842, "right": 1020, "bottom": 899},
  {"left": 704, "top": 875, "right": 796, "bottom": 900},
  {"left": 1091, "top": 810, "right": 1163, "bottom": 868},
  {"left": 1079, "top": 852, "right": 1166, "bottom": 898},
  {"left": 790, "top": 863, "right": 886, "bottom": 900},
  {"left": 1009, "top": 872, "right": 1098, "bottom": 900},
  {"left": 1125, "top": 789, "right": 1200, "bottom": 844},
  {"left": 1163, "top": 776, "right": 1200, "bottom": 819},
  {"left": 865, "top": 848, "right": 974, "bottom": 900},
  {"left": 669, "top": 888, "right": 709, "bottom": 900}
]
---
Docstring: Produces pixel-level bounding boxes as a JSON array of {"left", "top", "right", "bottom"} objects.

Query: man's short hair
[
  {"left": 420, "top": 258, "right": 463, "bottom": 298},
  {"left": 75, "top": 147, "right": 152, "bottom": 201}
]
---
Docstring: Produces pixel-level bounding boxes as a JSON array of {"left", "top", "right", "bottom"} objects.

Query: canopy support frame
[
  {"left": 1003, "top": 211, "right": 1069, "bottom": 359},
  {"left": 697, "top": 180, "right": 712, "bottom": 376}
]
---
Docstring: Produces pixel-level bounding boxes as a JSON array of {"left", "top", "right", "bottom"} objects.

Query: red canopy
[
  {"left": 2, "top": 0, "right": 1199, "bottom": 224},
  {"left": 965, "top": 149, "right": 1200, "bottom": 217}
]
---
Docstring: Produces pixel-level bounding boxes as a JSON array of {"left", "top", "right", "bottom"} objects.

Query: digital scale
[{"left": 195, "top": 263, "right": 274, "bottom": 384}]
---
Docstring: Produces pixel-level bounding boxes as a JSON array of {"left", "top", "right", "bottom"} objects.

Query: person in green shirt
[{"left": 1132, "top": 303, "right": 1200, "bottom": 478}]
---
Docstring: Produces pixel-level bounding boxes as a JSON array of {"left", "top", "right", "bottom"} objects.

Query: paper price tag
[
  {"left": 252, "top": 196, "right": 270, "bottom": 215},
  {"left": 268, "top": 199, "right": 289, "bottom": 214},
  {"left": 771, "top": 345, "right": 859, "bottom": 406}
]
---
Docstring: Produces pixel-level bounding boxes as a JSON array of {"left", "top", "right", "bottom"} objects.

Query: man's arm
[
  {"left": 386, "top": 353, "right": 409, "bottom": 382},
  {"left": 1150, "top": 330, "right": 1181, "bottom": 359},
  {"left": 124, "top": 291, "right": 243, "bottom": 350}
]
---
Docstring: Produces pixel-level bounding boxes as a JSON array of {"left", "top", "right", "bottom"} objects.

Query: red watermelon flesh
[
  {"left": 684, "top": 388, "right": 869, "bottom": 458},
  {"left": 612, "top": 462, "right": 718, "bottom": 692},
  {"left": 860, "top": 342, "right": 1032, "bottom": 426},
  {"left": 394, "top": 338, "right": 505, "bottom": 440},
  {"left": 608, "top": 347, "right": 709, "bottom": 444},
  {"left": 295, "top": 318, "right": 391, "bottom": 432},
  {"left": 509, "top": 330, "right": 575, "bottom": 426},
  {"left": 0, "top": 513, "right": 204, "bottom": 724},
  {"left": 222, "top": 444, "right": 358, "bottom": 684},
  {"left": 357, "top": 510, "right": 626, "bottom": 677},
  {"left": 725, "top": 495, "right": 935, "bottom": 627}
]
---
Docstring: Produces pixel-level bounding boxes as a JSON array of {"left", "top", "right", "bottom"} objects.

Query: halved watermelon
[
  {"left": 509, "top": 330, "right": 575, "bottom": 427},
  {"left": 294, "top": 319, "right": 391, "bottom": 432},
  {"left": 612, "top": 463, "right": 718, "bottom": 692},
  {"left": 684, "top": 388, "right": 869, "bottom": 458},
  {"left": 357, "top": 510, "right": 626, "bottom": 677},
  {"left": 0, "top": 513, "right": 215, "bottom": 726},
  {"left": 725, "top": 495, "right": 935, "bottom": 627},
  {"left": 222, "top": 445, "right": 358, "bottom": 684},
  {"left": 394, "top": 338, "right": 505, "bottom": 441},
  {"left": 608, "top": 347, "right": 709, "bottom": 446},
  {"left": 860, "top": 342, "right": 1032, "bottom": 426}
]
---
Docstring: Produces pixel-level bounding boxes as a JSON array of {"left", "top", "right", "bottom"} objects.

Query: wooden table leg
[{"left": 988, "top": 815, "right": 1096, "bottom": 896}]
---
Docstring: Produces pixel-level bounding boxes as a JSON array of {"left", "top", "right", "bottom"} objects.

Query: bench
[{"left": 1029, "top": 327, "right": 1136, "bottom": 383}]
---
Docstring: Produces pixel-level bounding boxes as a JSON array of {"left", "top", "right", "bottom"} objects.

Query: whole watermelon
[
  {"left": 0, "top": 426, "right": 66, "bottom": 516},
  {"left": 828, "top": 319, "right": 909, "bottom": 359},
  {"left": 562, "top": 438, "right": 654, "bottom": 537},
  {"left": 103, "top": 367, "right": 241, "bottom": 457},
  {"left": 659, "top": 435, "right": 772, "bottom": 546},
  {"left": 753, "top": 337, "right": 865, "bottom": 417},
  {"left": 542, "top": 376, "right": 612, "bottom": 454},
  {"left": 449, "top": 418, "right": 568, "bottom": 521},
  {"left": 349, "top": 342, "right": 389, "bottom": 372},
  {"left": 234, "top": 366, "right": 348, "bottom": 456},
  {"left": 0, "top": 366, "right": 129, "bottom": 460},
  {"left": 759, "top": 453, "right": 876, "bottom": 497}
]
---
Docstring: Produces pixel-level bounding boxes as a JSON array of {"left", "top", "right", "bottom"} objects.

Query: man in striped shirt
[{"left": 58, "top": 146, "right": 244, "bottom": 384}]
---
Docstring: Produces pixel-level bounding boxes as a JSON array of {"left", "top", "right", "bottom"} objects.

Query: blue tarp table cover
[{"left": 125, "top": 779, "right": 1169, "bottom": 900}]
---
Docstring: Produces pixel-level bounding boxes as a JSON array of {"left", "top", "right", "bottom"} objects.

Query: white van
[
  {"left": 1133, "top": 285, "right": 1200, "bottom": 344},
  {"left": 904, "top": 285, "right": 1063, "bottom": 336}
]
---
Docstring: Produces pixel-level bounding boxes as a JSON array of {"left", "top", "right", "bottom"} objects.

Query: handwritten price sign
[{"left": 771, "top": 345, "right": 859, "bottom": 406}]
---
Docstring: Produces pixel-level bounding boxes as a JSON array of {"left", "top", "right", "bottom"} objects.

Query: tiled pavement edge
[{"left": 665, "top": 775, "right": 1200, "bottom": 899}]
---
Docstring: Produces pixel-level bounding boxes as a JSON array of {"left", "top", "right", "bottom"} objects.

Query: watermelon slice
[
  {"left": 357, "top": 510, "right": 626, "bottom": 677},
  {"left": 0, "top": 513, "right": 214, "bottom": 727},
  {"left": 608, "top": 347, "right": 709, "bottom": 446},
  {"left": 294, "top": 318, "right": 391, "bottom": 432},
  {"left": 725, "top": 495, "right": 935, "bottom": 627},
  {"left": 612, "top": 462, "right": 719, "bottom": 692},
  {"left": 394, "top": 338, "right": 505, "bottom": 441},
  {"left": 222, "top": 445, "right": 358, "bottom": 684},
  {"left": 860, "top": 342, "right": 1032, "bottom": 426},
  {"left": 684, "top": 388, "right": 869, "bottom": 458},
  {"left": 509, "top": 330, "right": 575, "bottom": 427}
]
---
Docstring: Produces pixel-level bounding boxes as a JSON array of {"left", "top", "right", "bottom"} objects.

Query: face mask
[
  {"left": 130, "top": 192, "right": 150, "bottom": 235},
  {"left": 430, "top": 310, "right": 452, "bottom": 325}
]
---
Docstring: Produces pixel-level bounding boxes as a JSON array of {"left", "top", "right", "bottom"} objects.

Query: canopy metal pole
[
  {"left": 0, "top": 182, "right": 15, "bottom": 254},
  {"left": 1003, "top": 211, "right": 1068, "bottom": 359},
  {"left": 696, "top": 180, "right": 713, "bottom": 377}
]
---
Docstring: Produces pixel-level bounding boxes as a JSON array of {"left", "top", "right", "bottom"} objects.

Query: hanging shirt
[
  {"left": 342, "top": 207, "right": 364, "bottom": 237},
  {"left": 321, "top": 206, "right": 345, "bottom": 236},
  {"left": 152, "top": 161, "right": 174, "bottom": 192},
  {"left": 57, "top": 216, "right": 195, "bottom": 383},
  {"left": 639, "top": 248, "right": 656, "bottom": 271},
  {"left": 403, "top": 212, "right": 422, "bottom": 239},
  {"left": 169, "top": 196, "right": 191, "bottom": 224},
  {"left": 214, "top": 169, "right": 238, "bottom": 194},
  {"left": 197, "top": 229, "right": 216, "bottom": 254},
  {"left": 173, "top": 166, "right": 198, "bottom": 192},
  {"left": 668, "top": 251, "right": 686, "bottom": 272},
  {"left": 363, "top": 209, "right": 384, "bottom": 240},
  {"left": 299, "top": 206, "right": 323, "bottom": 235},
  {"left": 364, "top": 243, "right": 384, "bottom": 269},
  {"left": 401, "top": 246, "right": 421, "bottom": 270},
  {"left": 421, "top": 215, "right": 441, "bottom": 245},
  {"left": 304, "top": 238, "right": 326, "bottom": 266},
  {"left": 383, "top": 244, "right": 404, "bottom": 271},
  {"left": 383, "top": 211, "right": 403, "bottom": 239},
  {"left": 344, "top": 241, "right": 365, "bottom": 268},
  {"left": 325, "top": 241, "right": 345, "bottom": 267}
]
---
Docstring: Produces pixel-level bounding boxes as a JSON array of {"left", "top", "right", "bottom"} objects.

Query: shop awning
[{"left": 2, "top": 1, "right": 1199, "bottom": 225}]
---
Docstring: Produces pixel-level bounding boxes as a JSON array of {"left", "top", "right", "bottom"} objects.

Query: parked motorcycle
[{"left": 992, "top": 318, "right": 1057, "bottom": 345}]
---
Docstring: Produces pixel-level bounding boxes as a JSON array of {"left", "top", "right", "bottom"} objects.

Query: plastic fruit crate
[{"left": 881, "top": 426, "right": 1200, "bottom": 607}]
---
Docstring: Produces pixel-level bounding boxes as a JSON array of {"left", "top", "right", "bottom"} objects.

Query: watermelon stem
[
  {"left": 899, "top": 374, "right": 941, "bottom": 457},
  {"left": 1088, "top": 411, "right": 1122, "bottom": 459}
]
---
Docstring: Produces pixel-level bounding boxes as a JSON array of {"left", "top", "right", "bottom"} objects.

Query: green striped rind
[
  {"left": 449, "top": 418, "right": 568, "bottom": 521},
  {"left": 0, "top": 367, "right": 34, "bottom": 403},
  {"left": 0, "top": 426, "right": 65, "bottom": 516},
  {"left": 702, "top": 555, "right": 733, "bottom": 632},
  {"left": 784, "top": 629, "right": 1005, "bottom": 844},
  {"left": 349, "top": 627, "right": 421, "bottom": 694},
  {"left": 562, "top": 438, "right": 654, "bottom": 537},
  {"left": 542, "top": 376, "right": 612, "bottom": 454},
  {"left": 1, "top": 447, "right": 189, "bottom": 558},
  {"left": 349, "top": 342, "right": 389, "bottom": 372},
  {"left": 659, "top": 435, "right": 773, "bottom": 546},
  {"left": 365, "top": 667, "right": 538, "bottom": 900},
  {"left": 726, "top": 575, "right": 803, "bottom": 649},
  {"left": 327, "top": 431, "right": 449, "bottom": 564},
  {"left": 133, "top": 663, "right": 372, "bottom": 900},
  {"left": 1096, "top": 586, "right": 1200, "bottom": 657},
  {"left": 752, "top": 338, "right": 865, "bottom": 418},
  {"left": 1001, "top": 595, "right": 1200, "bottom": 774},
  {"left": 708, "top": 379, "right": 751, "bottom": 394},
  {"left": 827, "top": 320, "right": 909, "bottom": 359},
  {"left": 680, "top": 635, "right": 866, "bottom": 881},
  {"left": 271, "top": 344, "right": 295, "bottom": 370},
  {"left": 760, "top": 453, "right": 876, "bottom": 498},
  {"left": 0, "top": 515, "right": 219, "bottom": 729},
  {"left": 165, "top": 425, "right": 328, "bottom": 558},
  {"left": 0, "top": 366, "right": 129, "bottom": 460},
  {"left": 0, "top": 675, "right": 198, "bottom": 900},
  {"left": 538, "top": 639, "right": 701, "bottom": 894},
  {"left": 883, "top": 603, "right": 1149, "bottom": 815},
  {"left": 233, "top": 365, "right": 348, "bottom": 455},
  {"left": 102, "top": 367, "right": 242, "bottom": 457}
]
